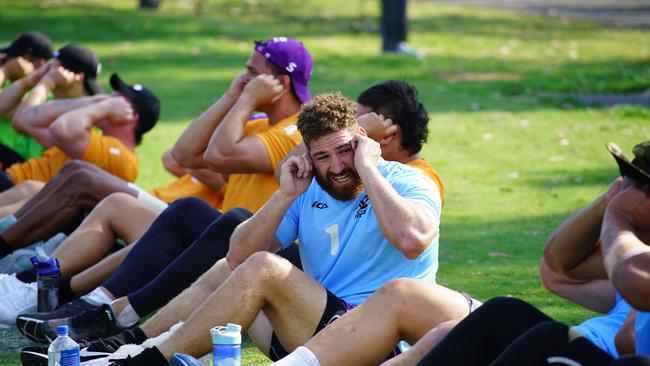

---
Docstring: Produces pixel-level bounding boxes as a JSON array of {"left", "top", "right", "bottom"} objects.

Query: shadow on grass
[{"left": 1, "top": 0, "right": 647, "bottom": 121}]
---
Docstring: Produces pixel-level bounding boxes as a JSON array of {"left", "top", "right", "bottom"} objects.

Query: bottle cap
[
  {"left": 30, "top": 256, "right": 60, "bottom": 276},
  {"left": 56, "top": 325, "right": 69, "bottom": 335},
  {"left": 210, "top": 323, "right": 242, "bottom": 345}
]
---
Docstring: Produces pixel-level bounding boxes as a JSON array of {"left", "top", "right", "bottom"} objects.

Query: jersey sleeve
[
  {"left": 274, "top": 197, "right": 301, "bottom": 248},
  {"left": 389, "top": 165, "right": 442, "bottom": 220},
  {"left": 81, "top": 131, "right": 139, "bottom": 182},
  {"left": 254, "top": 123, "right": 302, "bottom": 169}
]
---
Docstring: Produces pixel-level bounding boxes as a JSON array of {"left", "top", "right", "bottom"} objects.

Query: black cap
[
  {"left": 54, "top": 43, "right": 102, "bottom": 95},
  {"left": 0, "top": 32, "right": 53, "bottom": 60},
  {"left": 607, "top": 141, "right": 650, "bottom": 184},
  {"left": 110, "top": 73, "right": 160, "bottom": 137}
]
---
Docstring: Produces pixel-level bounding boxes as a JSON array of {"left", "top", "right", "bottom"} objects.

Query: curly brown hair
[{"left": 297, "top": 92, "right": 358, "bottom": 148}]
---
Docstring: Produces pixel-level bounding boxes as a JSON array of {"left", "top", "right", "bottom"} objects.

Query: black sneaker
[
  {"left": 20, "top": 346, "right": 48, "bottom": 366},
  {"left": 41, "top": 304, "right": 122, "bottom": 343},
  {"left": 108, "top": 347, "right": 168, "bottom": 366},
  {"left": 20, "top": 328, "right": 145, "bottom": 366},
  {"left": 17, "top": 298, "right": 99, "bottom": 343}
]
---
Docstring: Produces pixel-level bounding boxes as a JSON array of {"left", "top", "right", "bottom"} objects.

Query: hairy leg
[
  {"left": 54, "top": 193, "right": 159, "bottom": 277},
  {"left": 3, "top": 160, "right": 138, "bottom": 249},
  {"left": 137, "top": 258, "right": 233, "bottom": 337},
  {"left": 303, "top": 279, "right": 470, "bottom": 366},
  {"left": 156, "top": 252, "right": 327, "bottom": 360}
]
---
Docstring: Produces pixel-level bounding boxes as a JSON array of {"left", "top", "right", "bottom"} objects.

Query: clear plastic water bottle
[
  {"left": 210, "top": 323, "right": 241, "bottom": 366},
  {"left": 31, "top": 255, "right": 60, "bottom": 312},
  {"left": 48, "top": 325, "right": 80, "bottom": 366}
]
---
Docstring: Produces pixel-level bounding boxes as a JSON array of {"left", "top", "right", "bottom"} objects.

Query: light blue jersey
[
  {"left": 573, "top": 293, "right": 632, "bottom": 357},
  {"left": 636, "top": 311, "right": 650, "bottom": 355},
  {"left": 275, "top": 159, "right": 442, "bottom": 306}
]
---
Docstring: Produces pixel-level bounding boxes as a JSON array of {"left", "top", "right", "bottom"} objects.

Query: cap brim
[
  {"left": 110, "top": 73, "right": 138, "bottom": 107},
  {"left": 84, "top": 78, "right": 103, "bottom": 96},
  {"left": 607, "top": 142, "right": 650, "bottom": 184}
]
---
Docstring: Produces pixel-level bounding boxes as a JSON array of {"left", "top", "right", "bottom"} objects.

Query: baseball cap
[
  {"left": 54, "top": 43, "right": 102, "bottom": 95},
  {"left": 254, "top": 37, "right": 313, "bottom": 103},
  {"left": 0, "top": 31, "right": 53, "bottom": 59},
  {"left": 110, "top": 73, "right": 160, "bottom": 137},
  {"left": 607, "top": 141, "right": 650, "bottom": 184}
]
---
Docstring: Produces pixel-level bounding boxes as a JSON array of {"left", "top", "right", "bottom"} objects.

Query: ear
[
  {"left": 358, "top": 126, "right": 368, "bottom": 137},
  {"left": 75, "top": 72, "right": 85, "bottom": 82}
]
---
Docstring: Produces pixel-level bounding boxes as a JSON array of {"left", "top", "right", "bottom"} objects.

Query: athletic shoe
[
  {"left": 17, "top": 298, "right": 99, "bottom": 343},
  {"left": 169, "top": 353, "right": 207, "bottom": 366},
  {"left": 0, "top": 274, "right": 36, "bottom": 328},
  {"left": 108, "top": 346, "right": 168, "bottom": 366},
  {"left": 20, "top": 337, "right": 122, "bottom": 366},
  {"left": 40, "top": 304, "right": 122, "bottom": 343}
]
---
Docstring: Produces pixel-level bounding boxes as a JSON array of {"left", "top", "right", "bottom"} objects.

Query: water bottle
[
  {"left": 210, "top": 323, "right": 241, "bottom": 366},
  {"left": 31, "top": 255, "right": 60, "bottom": 312},
  {"left": 48, "top": 325, "right": 80, "bottom": 366}
]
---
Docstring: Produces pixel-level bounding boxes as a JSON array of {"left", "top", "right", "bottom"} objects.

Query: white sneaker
[{"left": 0, "top": 274, "right": 36, "bottom": 328}]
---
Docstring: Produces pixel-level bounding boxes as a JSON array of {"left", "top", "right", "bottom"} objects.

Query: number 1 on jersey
[{"left": 325, "top": 224, "right": 340, "bottom": 255}]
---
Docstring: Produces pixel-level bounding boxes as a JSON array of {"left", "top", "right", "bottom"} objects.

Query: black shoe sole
[{"left": 20, "top": 347, "right": 48, "bottom": 366}]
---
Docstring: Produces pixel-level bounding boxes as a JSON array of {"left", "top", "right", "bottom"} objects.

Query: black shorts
[{"left": 268, "top": 289, "right": 353, "bottom": 361}]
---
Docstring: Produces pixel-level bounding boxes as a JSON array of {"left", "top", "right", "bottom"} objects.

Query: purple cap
[{"left": 254, "top": 37, "right": 313, "bottom": 103}]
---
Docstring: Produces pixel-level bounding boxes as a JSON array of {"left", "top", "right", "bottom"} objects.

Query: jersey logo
[
  {"left": 311, "top": 201, "right": 328, "bottom": 209},
  {"left": 354, "top": 195, "right": 369, "bottom": 219}
]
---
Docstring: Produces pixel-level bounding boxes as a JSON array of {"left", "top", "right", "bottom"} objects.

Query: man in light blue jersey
[{"left": 105, "top": 92, "right": 447, "bottom": 366}]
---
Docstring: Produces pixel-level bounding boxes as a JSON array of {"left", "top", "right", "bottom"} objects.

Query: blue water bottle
[
  {"left": 210, "top": 323, "right": 241, "bottom": 366},
  {"left": 31, "top": 256, "right": 60, "bottom": 312}
]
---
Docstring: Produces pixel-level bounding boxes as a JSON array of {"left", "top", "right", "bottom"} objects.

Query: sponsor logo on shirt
[
  {"left": 355, "top": 195, "right": 369, "bottom": 219},
  {"left": 109, "top": 147, "right": 122, "bottom": 155},
  {"left": 284, "top": 125, "right": 298, "bottom": 135},
  {"left": 311, "top": 201, "right": 328, "bottom": 209}
]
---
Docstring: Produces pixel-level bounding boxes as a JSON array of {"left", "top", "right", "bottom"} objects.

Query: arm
[
  {"left": 161, "top": 149, "right": 188, "bottom": 177},
  {"left": 203, "top": 74, "right": 285, "bottom": 174},
  {"left": 354, "top": 132, "right": 438, "bottom": 259},
  {"left": 171, "top": 73, "right": 249, "bottom": 169},
  {"left": 227, "top": 154, "right": 312, "bottom": 269},
  {"left": 544, "top": 179, "right": 625, "bottom": 278},
  {"left": 601, "top": 186, "right": 650, "bottom": 311},
  {"left": 49, "top": 96, "right": 132, "bottom": 158},
  {"left": 0, "top": 62, "right": 50, "bottom": 119},
  {"left": 185, "top": 168, "right": 227, "bottom": 192}
]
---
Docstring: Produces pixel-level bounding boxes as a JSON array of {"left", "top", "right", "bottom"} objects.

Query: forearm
[
  {"left": 203, "top": 97, "right": 253, "bottom": 169},
  {"left": 359, "top": 165, "right": 436, "bottom": 259},
  {"left": 186, "top": 168, "right": 227, "bottom": 191},
  {"left": 226, "top": 190, "right": 293, "bottom": 269},
  {"left": 601, "top": 212, "right": 650, "bottom": 309},
  {"left": 172, "top": 93, "right": 238, "bottom": 168},
  {"left": 544, "top": 194, "right": 607, "bottom": 275},
  {"left": 0, "top": 77, "right": 32, "bottom": 119}
]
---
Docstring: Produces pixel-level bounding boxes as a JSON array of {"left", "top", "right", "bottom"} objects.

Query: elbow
[
  {"left": 398, "top": 232, "right": 431, "bottom": 260},
  {"left": 11, "top": 113, "right": 26, "bottom": 133},
  {"left": 203, "top": 146, "right": 232, "bottom": 171},
  {"left": 170, "top": 145, "right": 195, "bottom": 168},
  {"left": 540, "top": 259, "right": 561, "bottom": 295},
  {"left": 226, "top": 248, "right": 246, "bottom": 270},
  {"left": 48, "top": 121, "right": 71, "bottom": 146}
]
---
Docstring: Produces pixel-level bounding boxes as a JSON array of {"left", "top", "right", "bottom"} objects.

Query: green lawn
[{"left": 1, "top": 0, "right": 649, "bottom": 364}]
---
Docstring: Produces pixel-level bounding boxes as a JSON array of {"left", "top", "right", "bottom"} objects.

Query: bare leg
[
  {"left": 138, "top": 258, "right": 233, "bottom": 337},
  {"left": 3, "top": 160, "right": 138, "bottom": 249},
  {"left": 302, "top": 279, "right": 471, "bottom": 366},
  {"left": 382, "top": 320, "right": 460, "bottom": 366},
  {"left": 156, "top": 252, "right": 327, "bottom": 360},
  {"left": 54, "top": 193, "right": 159, "bottom": 277},
  {"left": 69, "top": 245, "right": 134, "bottom": 296},
  {"left": 0, "top": 180, "right": 43, "bottom": 207},
  {"left": 0, "top": 198, "right": 28, "bottom": 217}
]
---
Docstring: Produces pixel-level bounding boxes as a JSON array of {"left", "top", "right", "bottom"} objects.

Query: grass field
[{"left": 1, "top": 0, "right": 649, "bottom": 364}]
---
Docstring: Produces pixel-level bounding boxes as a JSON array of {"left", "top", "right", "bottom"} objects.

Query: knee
[
  {"left": 236, "top": 252, "right": 288, "bottom": 284},
  {"left": 58, "top": 159, "right": 95, "bottom": 176},
  {"left": 63, "top": 170, "right": 100, "bottom": 194},
  {"left": 376, "top": 278, "right": 421, "bottom": 299},
  {"left": 168, "top": 197, "right": 214, "bottom": 213},
  {"left": 95, "top": 192, "right": 137, "bottom": 215},
  {"left": 18, "top": 180, "right": 44, "bottom": 194}
]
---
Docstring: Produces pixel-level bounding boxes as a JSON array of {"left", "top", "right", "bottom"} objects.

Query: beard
[{"left": 315, "top": 168, "right": 363, "bottom": 201}]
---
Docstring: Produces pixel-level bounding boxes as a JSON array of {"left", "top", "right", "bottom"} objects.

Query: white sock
[
  {"left": 0, "top": 214, "right": 17, "bottom": 233},
  {"left": 128, "top": 183, "right": 168, "bottom": 213},
  {"left": 82, "top": 287, "right": 113, "bottom": 306},
  {"left": 272, "top": 346, "right": 321, "bottom": 366},
  {"left": 114, "top": 302, "right": 140, "bottom": 328}
]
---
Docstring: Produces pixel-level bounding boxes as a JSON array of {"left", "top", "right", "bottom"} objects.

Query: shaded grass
[{"left": 0, "top": 0, "right": 649, "bottom": 364}]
